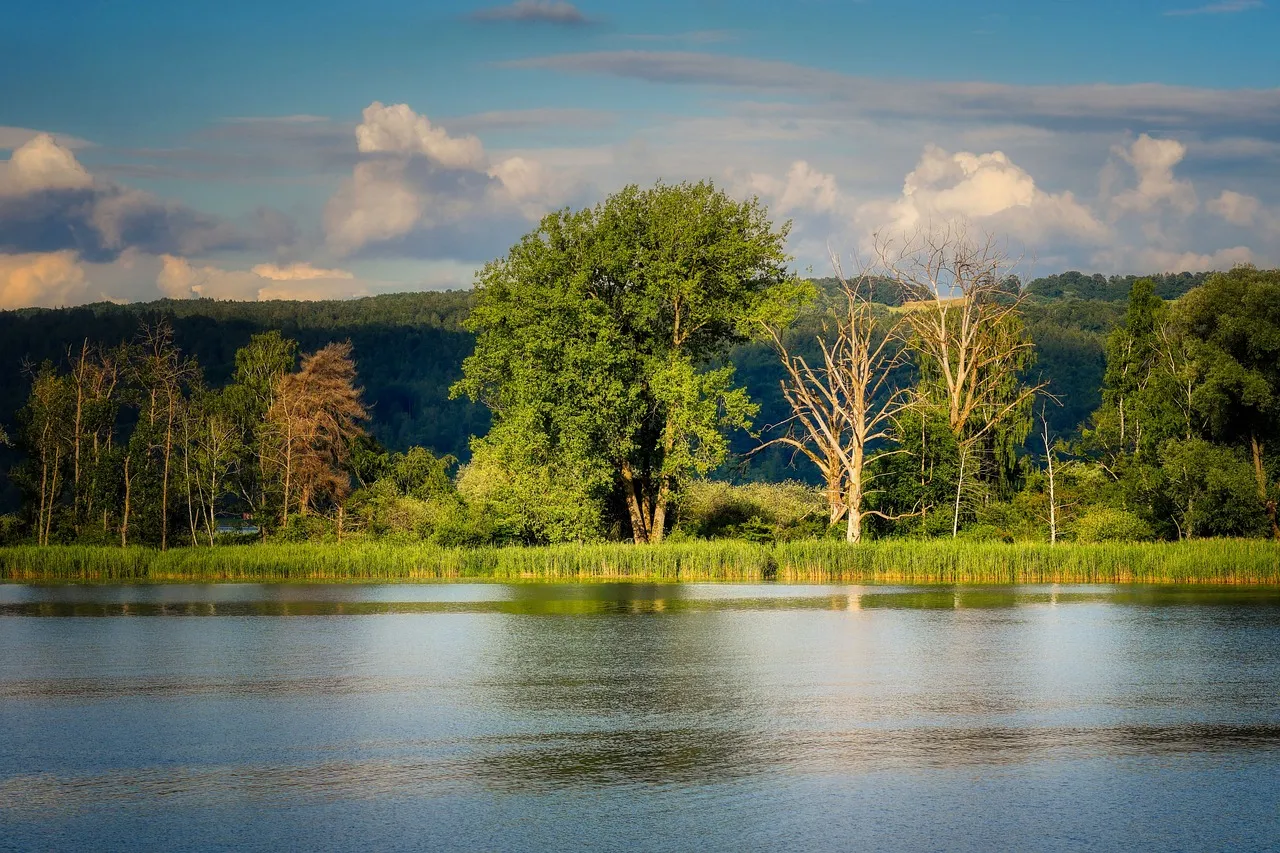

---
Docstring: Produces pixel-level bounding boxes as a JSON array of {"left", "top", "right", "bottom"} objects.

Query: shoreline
[{"left": 2, "top": 540, "right": 1279, "bottom": 585}]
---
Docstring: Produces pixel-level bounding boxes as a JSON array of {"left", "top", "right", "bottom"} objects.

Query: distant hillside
[
  {"left": 1024, "top": 271, "right": 1211, "bottom": 302},
  {"left": 0, "top": 291, "right": 486, "bottom": 461},
  {"left": 0, "top": 271, "right": 1220, "bottom": 495}
]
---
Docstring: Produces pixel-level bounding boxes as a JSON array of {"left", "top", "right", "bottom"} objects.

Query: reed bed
[{"left": 0, "top": 539, "right": 1278, "bottom": 585}]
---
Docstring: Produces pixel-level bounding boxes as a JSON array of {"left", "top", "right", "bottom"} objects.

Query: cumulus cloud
[
  {"left": 0, "top": 134, "right": 257, "bottom": 261},
  {"left": 0, "top": 251, "right": 89, "bottom": 309},
  {"left": 325, "top": 102, "right": 562, "bottom": 255},
  {"left": 1109, "top": 134, "right": 1198, "bottom": 216},
  {"left": 356, "top": 102, "right": 486, "bottom": 170},
  {"left": 1207, "top": 189, "right": 1280, "bottom": 236},
  {"left": 471, "top": 1, "right": 590, "bottom": 25},
  {"left": 858, "top": 145, "right": 1107, "bottom": 245},
  {"left": 0, "top": 134, "right": 92, "bottom": 194},
  {"left": 0, "top": 127, "right": 94, "bottom": 151},
  {"left": 325, "top": 161, "right": 426, "bottom": 255},
  {"left": 742, "top": 161, "right": 842, "bottom": 215},
  {"left": 486, "top": 155, "right": 551, "bottom": 203},
  {"left": 157, "top": 255, "right": 369, "bottom": 301}
]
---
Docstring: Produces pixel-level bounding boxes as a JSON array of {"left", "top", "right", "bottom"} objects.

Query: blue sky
[{"left": 1, "top": 0, "right": 1278, "bottom": 305}]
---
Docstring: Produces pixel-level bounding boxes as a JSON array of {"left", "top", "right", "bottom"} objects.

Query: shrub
[
  {"left": 1072, "top": 507, "right": 1154, "bottom": 543},
  {"left": 672, "top": 480, "right": 828, "bottom": 541}
]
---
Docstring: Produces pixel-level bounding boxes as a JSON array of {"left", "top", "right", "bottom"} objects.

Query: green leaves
[{"left": 455, "top": 180, "right": 796, "bottom": 542}]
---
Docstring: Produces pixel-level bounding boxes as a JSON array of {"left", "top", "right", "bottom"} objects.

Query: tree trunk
[
  {"left": 1251, "top": 434, "right": 1280, "bottom": 540},
  {"left": 952, "top": 445, "right": 966, "bottom": 539},
  {"left": 845, "top": 443, "right": 866, "bottom": 544},
  {"left": 183, "top": 427, "right": 198, "bottom": 547},
  {"left": 281, "top": 433, "right": 293, "bottom": 530},
  {"left": 44, "top": 448, "right": 61, "bottom": 546},
  {"left": 161, "top": 400, "right": 173, "bottom": 551},
  {"left": 121, "top": 454, "right": 131, "bottom": 548},
  {"left": 37, "top": 455, "right": 48, "bottom": 548},
  {"left": 620, "top": 462, "right": 650, "bottom": 544},
  {"left": 1042, "top": 417, "right": 1057, "bottom": 545},
  {"left": 650, "top": 478, "right": 671, "bottom": 545}
]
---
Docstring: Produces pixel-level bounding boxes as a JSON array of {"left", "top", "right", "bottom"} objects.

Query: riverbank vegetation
[
  {"left": 1, "top": 180, "right": 1278, "bottom": 559},
  {"left": 2, "top": 540, "right": 1277, "bottom": 585}
]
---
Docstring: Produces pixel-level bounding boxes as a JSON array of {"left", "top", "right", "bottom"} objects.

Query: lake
[{"left": 2, "top": 583, "right": 1278, "bottom": 852}]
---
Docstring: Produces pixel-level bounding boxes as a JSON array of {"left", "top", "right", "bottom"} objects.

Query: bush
[
  {"left": 1072, "top": 507, "right": 1154, "bottom": 543},
  {"left": 0, "top": 514, "right": 25, "bottom": 545},
  {"left": 672, "top": 480, "right": 829, "bottom": 541},
  {"left": 275, "top": 514, "right": 336, "bottom": 543}
]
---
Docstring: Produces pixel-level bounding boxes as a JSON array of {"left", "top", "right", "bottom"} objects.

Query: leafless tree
[
  {"left": 877, "top": 224, "right": 1049, "bottom": 537},
  {"left": 760, "top": 256, "right": 919, "bottom": 543},
  {"left": 1039, "top": 412, "right": 1058, "bottom": 545}
]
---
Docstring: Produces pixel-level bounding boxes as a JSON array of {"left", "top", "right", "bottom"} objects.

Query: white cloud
[
  {"left": 250, "top": 262, "right": 356, "bottom": 281},
  {"left": 1207, "top": 190, "right": 1262, "bottom": 226},
  {"left": 0, "top": 134, "right": 93, "bottom": 194},
  {"left": 486, "top": 156, "right": 550, "bottom": 202},
  {"left": 157, "top": 255, "right": 369, "bottom": 301},
  {"left": 326, "top": 102, "right": 565, "bottom": 255},
  {"left": 1109, "top": 134, "right": 1198, "bottom": 216},
  {"left": 859, "top": 145, "right": 1107, "bottom": 244},
  {"left": 324, "top": 161, "right": 425, "bottom": 255},
  {"left": 0, "top": 127, "right": 94, "bottom": 152},
  {"left": 0, "top": 251, "right": 89, "bottom": 309},
  {"left": 742, "top": 160, "right": 842, "bottom": 215},
  {"left": 356, "top": 102, "right": 486, "bottom": 170}
]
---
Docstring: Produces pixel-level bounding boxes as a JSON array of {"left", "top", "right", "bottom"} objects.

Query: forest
[{"left": 1, "top": 181, "right": 1277, "bottom": 553}]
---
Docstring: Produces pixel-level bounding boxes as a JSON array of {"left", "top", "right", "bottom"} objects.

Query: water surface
[{"left": 2, "top": 583, "right": 1278, "bottom": 851}]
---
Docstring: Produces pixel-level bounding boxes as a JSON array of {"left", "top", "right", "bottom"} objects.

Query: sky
[{"left": 1, "top": 0, "right": 1278, "bottom": 307}]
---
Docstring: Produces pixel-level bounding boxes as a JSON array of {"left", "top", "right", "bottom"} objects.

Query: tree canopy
[{"left": 454, "top": 180, "right": 806, "bottom": 543}]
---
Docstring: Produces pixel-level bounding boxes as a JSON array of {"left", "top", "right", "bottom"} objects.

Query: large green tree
[
  {"left": 1177, "top": 267, "right": 1280, "bottom": 539},
  {"left": 454, "top": 180, "right": 803, "bottom": 543}
]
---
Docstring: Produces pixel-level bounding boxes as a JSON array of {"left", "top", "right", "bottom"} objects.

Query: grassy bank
[{"left": 1, "top": 539, "right": 1278, "bottom": 584}]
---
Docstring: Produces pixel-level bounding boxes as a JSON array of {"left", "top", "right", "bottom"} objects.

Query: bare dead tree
[
  {"left": 876, "top": 224, "right": 1049, "bottom": 537},
  {"left": 1040, "top": 411, "right": 1058, "bottom": 545},
  {"left": 760, "top": 255, "right": 919, "bottom": 543}
]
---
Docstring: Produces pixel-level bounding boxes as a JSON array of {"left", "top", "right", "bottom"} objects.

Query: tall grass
[{"left": 1, "top": 539, "right": 1278, "bottom": 584}]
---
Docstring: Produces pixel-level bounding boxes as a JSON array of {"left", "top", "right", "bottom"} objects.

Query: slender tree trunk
[
  {"left": 1042, "top": 417, "right": 1058, "bottom": 545},
  {"left": 72, "top": 386, "right": 84, "bottom": 531},
  {"left": 281, "top": 433, "right": 293, "bottom": 530},
  {"left": 1251, "top": 434, "right": 1280, "bottom": 540},
  {"left": 38, "top": 455, "right": 49, "bottom": 547},
  {"left": 952, "top": 445, "right": 966, "bottom": 539},
  {"left": 45, "top": 448, "right": 61, "bottom": 546},
  {"left": 183, "top": 426, "right": 198, "bottom": 547},
  {"left": 206, "top": 468, "right": 218, "bottom": 547},
  {"left": 161, "top": 399, "right": 174, "bottom": 551},
  {"left": 121, "top": 455, "right": 131, "bottom": 548}
]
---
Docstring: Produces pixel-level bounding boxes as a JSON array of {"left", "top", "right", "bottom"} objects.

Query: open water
[{"left": 1, "top": 582, "right": 1278, "bottom": 852}]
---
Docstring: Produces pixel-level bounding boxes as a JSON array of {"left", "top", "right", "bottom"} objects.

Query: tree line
[{"left": 4, "top": 180, "right": 1278, "bottom": 547}]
